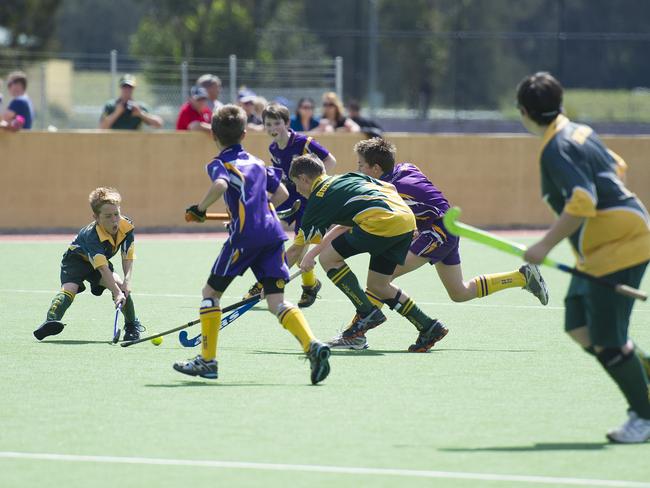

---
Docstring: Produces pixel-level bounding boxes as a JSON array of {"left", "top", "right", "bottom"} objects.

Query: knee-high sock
[
  {"left": 393, "top": 297, "right": 435, "bottom": 331},
  {"left": 200, "top": 300, "right": 221, "bottom": 361},
  {"left": 634, "top": 344, "right": 650, "bottom": 380},
  {"left": 326, "top": 265, "right": 374, "bottom": 315},
  {"left": 46, "top": 290, "right": 75, "bottom": 321},
  {"left": 301, "top": 269, "right": 317, "bottom": 287},
  {"left": 472, "top": 270, "right": 526, "bottom": 298},
  {"left": 278, "top": 305, "right": 315, "bottom": 352},
  {"left": 365, "top": 289, "right": 384, "bottom": 309},
  {"left": 599, "top": 351, "right": 650, "bottom": 419},
  {"left": 121, "top": 295, "right": 137, "bottom": 323}
]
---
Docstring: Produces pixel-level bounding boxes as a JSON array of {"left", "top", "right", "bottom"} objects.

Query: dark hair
[
  {"left": 289, "top": 153, "right": 325, "bottom": 180},
  {"left": 261, "top": 102, "right": 290, "bottom": 124},
  {"left": 354, "top": 137, "right": 396, "bottom": 173},
  {"left": 7, "top": 70, "right": 27, "bottom": 90},
  {"left": 211, "top": 104, "right": 246, "bottom": 147},
  {"left": 516, "top": 72, "right": 563, "bottom": 125},
  {"left": 296, "top": 97, "right": 315, "bottom": 114},
  {"left": 347, "top": 99, "right": 361, "bottom": 112}
]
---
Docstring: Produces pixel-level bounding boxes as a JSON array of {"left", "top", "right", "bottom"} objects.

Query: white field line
[
  {"left": 1, "top": 452, "right": 649, "bottom": 488},
  {"left": 2, "top": 288, "right": 649, "bottom": 313}
]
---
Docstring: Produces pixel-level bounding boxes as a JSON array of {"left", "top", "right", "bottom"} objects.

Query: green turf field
[{"left": 1, "top": 235, "right": 649, "bottom": 488}]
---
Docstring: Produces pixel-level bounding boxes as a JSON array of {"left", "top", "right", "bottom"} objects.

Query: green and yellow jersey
[
  {"left": 65, "top": 216, "right": 136, "bottom": 269},
  {"left": 540, "top": 114, "right": 650, "bottom": 276},
  {"left": 295, "top": 172, "right": 416, "bottom": 245}
]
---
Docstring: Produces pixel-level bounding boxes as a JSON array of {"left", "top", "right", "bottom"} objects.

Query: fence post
[
  {"left": 110, "top": 50, "right": 118, "bottom": 99},
  {"left": 368, "top": 0, "right": 378, "bottom": 116},
  {"left": 181, "top": 61, "right": 189, "bottom": 103},
  {"left": 335, "top": 56, "right": 343, "bottom": 102},
  {"left": 39, "top": 62, "right": 47, "bottom": 130},
  {"left": 229, "top": 54, "right": 237, "bottom": 103}
]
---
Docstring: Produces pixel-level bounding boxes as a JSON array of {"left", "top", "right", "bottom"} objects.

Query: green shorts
[
  {"left": 60, "top": 253, "right": 113, "bottom": 296},
  {"left": 564, "top": 261, "right": 648, "bottom": 347},
  {"left": 332, "top": 227, "right": 413, "bottom": 275}
]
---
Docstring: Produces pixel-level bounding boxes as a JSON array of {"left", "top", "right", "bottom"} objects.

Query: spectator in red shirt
[{"left": 176, "top": 86, "right": 212, "bottom": 132}]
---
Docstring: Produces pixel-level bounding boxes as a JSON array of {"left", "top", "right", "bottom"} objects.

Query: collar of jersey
[
  {"left": 310, "top": 174, "right": 330, "bottom": 193},
  {"left": 218, "top": 144, "right": 243, "bottom": 160},
  {"left": 541, "top": 114, "right": 569, "bottom": 151},
  {"left": 96, "top": 217, "right": 133, "bottom": 246}
]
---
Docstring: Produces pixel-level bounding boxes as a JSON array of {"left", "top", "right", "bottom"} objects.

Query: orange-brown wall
[{"left": 1, "top": 131, "right": 648, "bottom": 231}]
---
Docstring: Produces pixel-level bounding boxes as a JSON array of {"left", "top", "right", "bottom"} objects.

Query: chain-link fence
[{"left": 0, "top": 50, "right": 342, "bottom": 130}]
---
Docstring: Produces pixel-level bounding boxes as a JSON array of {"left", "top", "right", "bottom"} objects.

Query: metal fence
[{"left": 0, "top": 51, "right": 342, "bottom": 130}]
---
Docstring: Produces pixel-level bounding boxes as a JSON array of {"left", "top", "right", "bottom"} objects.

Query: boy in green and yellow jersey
[{"left": 518, "top": 72, "right": 650, "bottom": 443}]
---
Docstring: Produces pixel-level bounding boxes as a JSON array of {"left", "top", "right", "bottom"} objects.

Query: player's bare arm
[
  {"left": 322, "top": 154, "right": 337, "bottom": 173},
  {"left": 270, "top": 182, "right": 289, "bottom": 208},
  {"left": 120, "top": 258, "right": 134, "bottom": 298},
  {"left": 97, "top": 264, "right": 125, "bottom": 307},
  {"left": 198, "top": 178, "right": 228, "bottom": 212},
  {"left": 300, "top": 225, "right": 351, "bottom": 272},
  {"left": 525, "top": 211, "right": 584, "bottom": 264}
]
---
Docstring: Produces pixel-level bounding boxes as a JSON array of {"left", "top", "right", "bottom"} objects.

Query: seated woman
[
  {"left": 290, "top": 97, "right": 319, "bottom": 132},
  {"left": 314, "top": 92, "right": 360, "bottom": 133}
]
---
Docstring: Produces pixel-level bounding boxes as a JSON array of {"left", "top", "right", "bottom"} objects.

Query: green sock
[
  {"left": 395, "top": 297, "right": 434, "bottom": 331},
  {"left": 600, "top": 352, "right": 650, "bottom": 419},
  {"left": 46, "top": 290, "right": 74, "bottom": 321},
  {"left": 634, "top": 345, "right": 650, "bottom": 380},
  {"left": 326, "top": 265, "right": 374, "bottom": 315},
  {"left": 122, "top": 295, "right": 137, "bottom": 323}
]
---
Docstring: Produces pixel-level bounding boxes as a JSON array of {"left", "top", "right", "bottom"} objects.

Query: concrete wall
[{"left": 1, "top": 130, "right": 648, "bottom": 231}]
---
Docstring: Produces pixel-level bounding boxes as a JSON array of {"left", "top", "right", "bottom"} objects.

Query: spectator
[
  {"left": 254, "top": 96, "right": 268, "bottom": 123},
  {"left": 100, "top": 74, "right": 163, "bottom": 130},
  {"left": 290, "top": 97, "right": 319, "bottom": 132},
  {"left": 347, "top": 99, "right": 383, "bottom": 138},
  {"left": 238, "top": 88, "right": 263, "bottom": 131},
  {"left": 1, "top": 71, "right": 34, "bottom": 130},
  {"left": 197, "top": 74, "right": 223, "bottom": 112},
  {"left": 315, "top": 91, "right": 360, "bottom": 133},
  {"left": 176, "top": 85, "right": 212, "bottom": 132}
]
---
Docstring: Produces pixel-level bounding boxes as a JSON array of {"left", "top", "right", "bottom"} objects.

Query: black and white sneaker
[
  {"left": 173, "top": 355, "right": 219, "bottom": 379},
  {"left": 123, "top": 320, "right": 145, "bottom": 341},
  {"left": 307, "top": 341, "right": 331, "bottom": 385},
  {"left": 33, "top": 320, "right": 65, "bottom": 340},
  {"left": 520, "top": 264, "right": 549, "bottom": 305}
]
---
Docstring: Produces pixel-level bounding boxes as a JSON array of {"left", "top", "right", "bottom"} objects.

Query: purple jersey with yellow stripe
[
  {"left": 380, "top": 163, "right": 450, "bottom": 231},
  {"left": 269, "top": 130, "right": 330, "bottom": 226},
  {"left": 206, "top": 144, "right": 287, "bottom": 248}
]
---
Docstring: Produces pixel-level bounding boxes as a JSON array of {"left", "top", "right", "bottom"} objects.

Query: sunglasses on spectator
[
  {"left": 322, "top": 102, "right": 335, "bottom": 107},
  {"left": 300, "top": 105, "right": 314, "bottom": 110}
]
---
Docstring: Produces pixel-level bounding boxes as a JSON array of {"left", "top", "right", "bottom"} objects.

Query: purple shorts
[
  {"left": 210, "top": 239, "right": 290, "bottom": 281},
  {"left": 409, "top": 223, "right": 461, "bottom": 266}
]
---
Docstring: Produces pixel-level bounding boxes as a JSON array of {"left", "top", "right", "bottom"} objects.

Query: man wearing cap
[
  {"left": 100, "top": 74, "right": 163, "bottom": 130},
  {"left": 197, "top": 74, "right": 223, "bottom": 113},
  {"left": 238, "top": 88, "right": 263, "bottom": 131},
  {"left": 176, "top": 86, "right": 212, "bottom": 132}
]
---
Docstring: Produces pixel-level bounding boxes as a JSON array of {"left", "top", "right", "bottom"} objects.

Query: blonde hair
[
  {"left": 321, "top": 91, "right": 345, "bottom": 122},
  {"left": 89, "top": 187, "right": 121, "bottom": 215}
]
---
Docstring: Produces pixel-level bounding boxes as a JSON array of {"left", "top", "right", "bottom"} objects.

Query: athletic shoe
[
  {"left": 520, "top": 264, "right": 549, "bottom": 305},
  {"left": 243, "top": 281, "right": 263, "bottom": 300},
  {"left": 328, "top": 333, "right": 369, "bottom": 350},
  {"left": 173, "top": 355, "right": 219, "bottom": 379},
  {"left": 343, "top": 307, "right": 387, "bottom": 338},
  {"left": 298, "top": 279, "right": 322, "bottom": 308},
  {"left": 408, "top": 320, "right": 449, "bottom": 352},
  {"left": 33, "top": 320, "right": 65, "bottom": 340},
  {"left": 123, "top": 320, "right": 145, "bottom": 341},
  {"left": 606, "top": 411, "right": 650, "bottom": 443},
  {"left": 307, "top": 341, "right": 331, "bottom": 385}
]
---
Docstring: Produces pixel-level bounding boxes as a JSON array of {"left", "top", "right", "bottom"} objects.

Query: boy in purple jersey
[
  {"left": 176, "top": 105, "right": 331, "bottom": 384},
  {"left": 330, "top": 138, "right": 550, "bottom": 349},
  {"left": 243, "top": 103, "right": 338, "bottom": 308}
]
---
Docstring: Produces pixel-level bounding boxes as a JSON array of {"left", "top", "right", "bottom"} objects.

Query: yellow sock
[
  {"left": 278, "top": 306, "right": 315, "bottom": 352},
  {"left": 365, "top": 289, "right": 384, "bottom": 309},
  {"left": 473, "top": 270, "right": 526, "bottom": 298},
  {"left": 301, "top": 269, "right": 317, "bottom": 287},
  {"left": 200, "top": 300, "right": 221, "bottom": 361}
]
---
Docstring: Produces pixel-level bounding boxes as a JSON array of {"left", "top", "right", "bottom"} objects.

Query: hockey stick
[
  {"left": 442, "top": 207, "right": 647, "bottom": 301},
  {"left": 120, "top": 270, "right": 302, "bottom": 347},
  {"left": 111, "top": 303, "right": 122, "bottom": 344},
  {"left": 205, "top": 199, "right": 301, "bottom": 221},
  {"left": 178, "top": 298, "right": 258, "bottom": 347}
]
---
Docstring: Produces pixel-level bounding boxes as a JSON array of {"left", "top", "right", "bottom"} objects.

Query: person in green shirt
[
  {"left": 518, "top": 71, "right": 650, "bottom": 444},
  {"left": 99, "top": 74, "right": 162, "bottom": 130}
]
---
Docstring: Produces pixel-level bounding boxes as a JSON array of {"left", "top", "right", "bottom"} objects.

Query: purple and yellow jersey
[
  {"left": 206, "top": 144, "right": 287, "bottom": 248},
  {"left": 380, "top": 162, "right": 450, "bottom": 232},
  {"left": 65, "top": 216, "right": 135, "bottom": 269},
  {"left": 540, "top": 114, "right": 650, "bottom": 276},
  {"left": 269, "top": 130, "right": 330, "bottom": 220}
]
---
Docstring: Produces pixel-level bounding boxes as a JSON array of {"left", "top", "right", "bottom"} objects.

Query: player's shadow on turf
[
  {"left": 144, "top": 381, "right": 288, "bottom": 388},
  {"left": 435, "top": 348, "right": 537, "bottom": 353},
  {"left": 40, "top": 339, "right": 112, "bottom": 345},
  {"left": 249, "top": 349, "right": 414, "bottom": 356},
  {"left": 440, "top": 442, "right": 609, "bottom": 452}
]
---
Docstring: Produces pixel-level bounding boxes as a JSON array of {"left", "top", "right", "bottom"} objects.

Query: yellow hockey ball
[{"left": 151, "top": 336, "right": 163, "bottom": 346}]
